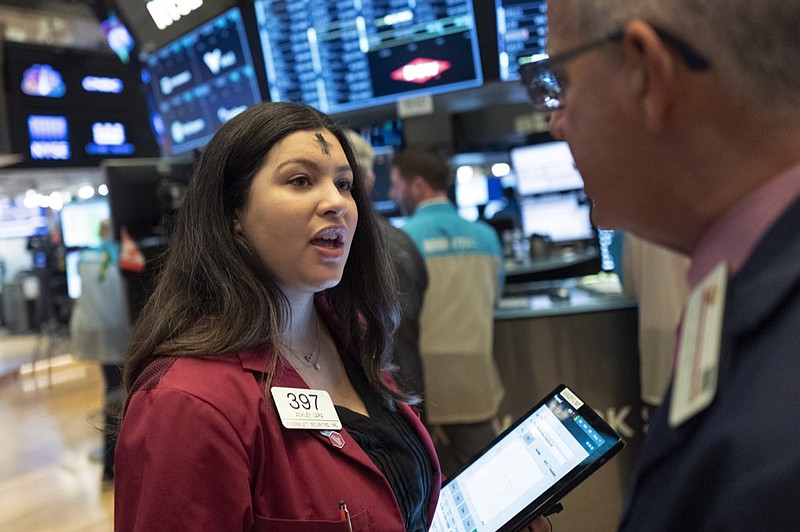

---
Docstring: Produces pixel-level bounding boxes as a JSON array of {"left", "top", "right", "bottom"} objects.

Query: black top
[{"left": 336, "top": 356, "right": 433, "bottom": 531}]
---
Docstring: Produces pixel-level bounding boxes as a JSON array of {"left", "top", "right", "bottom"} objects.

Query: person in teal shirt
[{"left": 389, "top": 147, "right": 505, "bottom": 476}]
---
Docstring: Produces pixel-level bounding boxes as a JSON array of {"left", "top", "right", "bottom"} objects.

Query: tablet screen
[{"left": 431, "top": 385, "right": 623, "bottom": 532}]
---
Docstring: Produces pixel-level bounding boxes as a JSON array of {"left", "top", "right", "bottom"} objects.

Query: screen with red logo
[{"left": 252, "top": 0, "right": 484, "bottom": 114}]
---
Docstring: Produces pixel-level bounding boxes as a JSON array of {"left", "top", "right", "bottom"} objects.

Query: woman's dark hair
[{"left": 123, "top": 102, "right": 407, "bottom": 406}]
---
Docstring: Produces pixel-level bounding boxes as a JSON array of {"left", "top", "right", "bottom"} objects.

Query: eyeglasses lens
[{"left": 522, "top": 63, "right": 563, "bottom": 111}]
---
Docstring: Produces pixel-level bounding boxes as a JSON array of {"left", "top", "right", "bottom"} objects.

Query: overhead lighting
[
  {"left": 78, "top": 185, "right": 95, "bottom": 199},
  {"left": 491, "top": 163, "right": 511, "bottom": 177}
]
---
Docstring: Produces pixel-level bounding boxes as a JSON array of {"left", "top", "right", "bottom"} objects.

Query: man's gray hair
[
  {"left": 554, "top": 0, "right": 800, "bottom": 116},
  {"left": 343, "top": 130, "right": 375, "bottom": 177}
]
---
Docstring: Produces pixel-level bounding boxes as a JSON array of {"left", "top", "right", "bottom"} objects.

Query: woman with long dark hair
[{"left": 114, "top": 102, "right": 438, "bottom": 530}]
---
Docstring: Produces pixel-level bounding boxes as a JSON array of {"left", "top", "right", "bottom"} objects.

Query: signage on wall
[
  {"left": 28, "top": 115, "right": 71, "bottom": 160},
  {"left": 145, "top": 0, "right": 204, "bottom": 30},
  {"left": 21, "top": 65, "right": 67, "bottom": 98},
  {"left": 3, "top": 41, "right": 159, "bottom": 167},
  {"left": 86, "top": 122, "right": 135, "bottom": 155},
  {"left": 82, "top": 76, "right": 125, "bottom": 94}
]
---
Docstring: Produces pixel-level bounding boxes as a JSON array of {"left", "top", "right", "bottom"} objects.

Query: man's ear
[
  {"left": 410, "top": 175, "right": 428, "bottom": 197},
  {"left": 622, "top": 19, "right": 680, "bottom": 132}
]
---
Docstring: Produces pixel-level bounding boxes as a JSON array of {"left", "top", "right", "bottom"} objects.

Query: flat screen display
[
  {"left": 253, "top": 0, "right": 484, "bottom": 114},
  {"left": 519, "top": 190, "right": 594, "bottom": 243},
  {"left": 2, "top": 42, "right": 158, "bottom": 167},
  {"left": 511, "top": 141, "right": 594, "bottom": 243},
  {"left": 0, "top": 201, "right": 48, "bottom": 239},
  {"left": 143, "top": 7, "right": 263, "bottom": 156},
  {"left": 510, "top": 141, "right": 583, "bottom": 196},
  {"left": 371, "top": 145, "right": 398, "bottom": 214},
  {"left": 495, "top": 0, "right": 548, "bottom": 81},
  {"left": 59, "top": 199, "right": 111, "bottom": 249}
]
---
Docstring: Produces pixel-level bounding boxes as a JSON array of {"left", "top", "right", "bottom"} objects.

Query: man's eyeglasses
[{"left": 519, "top": 25, "right": 712, "bottom": 112}]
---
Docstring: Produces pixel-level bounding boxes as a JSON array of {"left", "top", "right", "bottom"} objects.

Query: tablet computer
[{"left": 430, "top": 384, "right": 625, "bottom": 532}]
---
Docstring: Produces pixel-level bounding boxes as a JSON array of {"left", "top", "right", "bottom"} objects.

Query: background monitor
[
  {"left": 59, "top": 198, "right": 111, "bottom": 249},
  {"left": 371, "top": 145, "right": 398, "bottom": 215},
  {"left": 519, "top": 190, "right": 594, "bottom": 243},
  {"left": 510, "top": 140, "right": 594, "bottom": 243},
  {"left": 0, "top": 200, "right": 48, "bottom": 239},
  {"left": 65, "top": 250, "right": 82, "bottom": 299},
  {"left": 142, "top": 7, "right": 263, "bottom": 156},
  {"left": 495, "top": 0, "right": 548, "bottom": 81},
  {"left": 253, "top": 0, "right": 484, "bottom": 114},
  {"left": 510, "top": 141, "right": 584, "bottom": 196},
  {"left": 2, "top": 41, "right": 158, "bottom": 167},
  {"left": 451, "top": 152, "right": 509, "bottom": 221}
]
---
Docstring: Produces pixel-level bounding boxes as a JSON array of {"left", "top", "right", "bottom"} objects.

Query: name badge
[
  {"left": 669, "top": 262, "right": 727, "bottom": 427},
  {"left": 271, "top": 386, "right": 342, "bottom": 430}
]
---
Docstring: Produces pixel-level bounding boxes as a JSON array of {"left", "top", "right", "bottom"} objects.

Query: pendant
[{"left": 313, "top": 362, "right": 321, "bottom": 371}]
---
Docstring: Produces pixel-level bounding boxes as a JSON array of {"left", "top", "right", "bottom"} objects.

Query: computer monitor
[
  {"left": 519, "top": 190, "right": 594, "bottom": 243},
  {"left": 495, "top": 0, "right": 548, "bottom": 81},
  {"left": 142, "top": 7, "right": 263, "bottom": 156},
  {"left": 0, "top": 200, "right": 48, "bottom": 239},
  {"left": 451, "top": 153, "right": 508, "bottom": 221},
  {"left": 59, "top": 198, "right": 111, "bottom": 249},
  {"left": 510, "top": 140, "right": 594, "bottom": 244},
  {"left": 510, "top": 141, "right": 584, "bottom": 196},
  {"left": 368, "top": 145, "right": 398, "bottom": 215},
  {"left": 253, "top": 0, "right": 484, "bottom": 114}
]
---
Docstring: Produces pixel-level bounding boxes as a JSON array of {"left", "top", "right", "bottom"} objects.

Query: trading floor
[{"left": 0, "top": 333, "right": 114, "bottom": 532}]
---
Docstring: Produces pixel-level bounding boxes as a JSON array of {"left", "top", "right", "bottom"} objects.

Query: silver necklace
[{"left": 280, "top": 313, "right": 321, "bottom": 371}]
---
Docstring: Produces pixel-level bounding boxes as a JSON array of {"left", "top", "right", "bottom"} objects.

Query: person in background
[
  {"left": 490, "top": 186, "right": 523, "bottom": 231},
  {"left": 389, "top": 147, "right": 505, "bottom": 477},
  {"left": 521, "top": 0, "right": 799, "bottom": 529},
  {"left": 114, "top": 102, "right": 441, "bottom": 531},
  {"left": 69, "top": 219, "right": 130, "bottom": 489},
  {"left": 343, "top": 129, "right": 429, "bottom": 416}
]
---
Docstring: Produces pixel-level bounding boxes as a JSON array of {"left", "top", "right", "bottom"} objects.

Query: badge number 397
[{"left": 271, "top": 387, "right": 342, "bottom": 430}]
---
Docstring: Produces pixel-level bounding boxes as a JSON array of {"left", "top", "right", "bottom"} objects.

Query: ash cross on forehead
[{"left": 315, "top": 133, "right": 331, "bottom": 155}]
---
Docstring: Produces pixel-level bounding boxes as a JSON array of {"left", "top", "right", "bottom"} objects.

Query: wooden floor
[{"left": 0, "top": 334, "right": 114, "bottom": 532}]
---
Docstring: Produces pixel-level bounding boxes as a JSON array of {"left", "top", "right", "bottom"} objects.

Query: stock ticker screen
[
  {"left": 495, "top": 0, "right": 548, "bottom": 81},
  {"left": 143, "top": 7, "right": 263, "bottom": 156},
  {"left": 253, "top": 0, "right": 484, "bottom": 114}
]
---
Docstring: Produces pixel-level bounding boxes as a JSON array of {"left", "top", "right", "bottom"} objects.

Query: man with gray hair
[{"left": 520, "top": 0, "right": 799, "bottom": 529}]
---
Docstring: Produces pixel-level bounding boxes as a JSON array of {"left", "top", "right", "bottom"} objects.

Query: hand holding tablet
[{"left": 431, "top": 385, "right": 625, "bottom": 532}]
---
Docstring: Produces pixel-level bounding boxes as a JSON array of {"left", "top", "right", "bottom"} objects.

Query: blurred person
[
  {"left": 389, "top": 147, "right": 505, "bottom": 477},
  {"left": 69, "top": 219, "right": 130, "bottom": 489},
  {"left": 343, "top": 129, "right": 429, "bottom": 412},
  {"left": 521, "top": 0, "right": 800, "bottom": 529}
]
